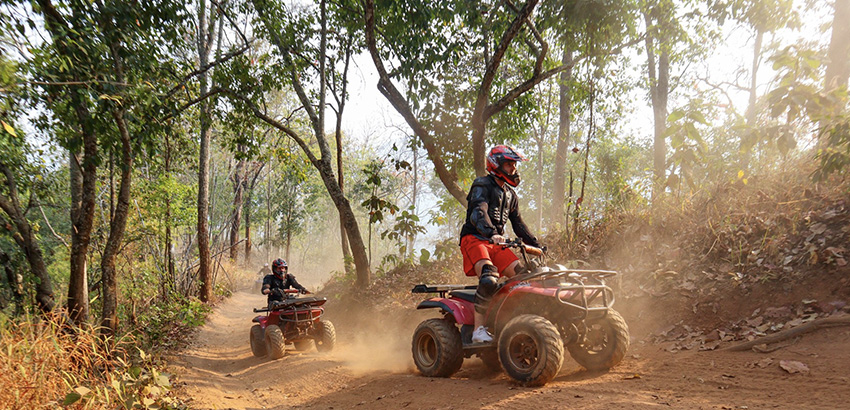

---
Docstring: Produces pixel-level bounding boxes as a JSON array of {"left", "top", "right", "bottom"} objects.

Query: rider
[
  {"left": 459, "top": 145, "right": 543, "bottom": 343},
  {"left": 262, "top": 258, "right": 309, "bottom": 306}
]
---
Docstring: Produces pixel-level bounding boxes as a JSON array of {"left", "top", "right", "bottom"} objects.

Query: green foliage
[
  {"left": 359, "top": 159, "right": 400, "bottom": 225},
  {"left": 814, "top": 116, "right": 850, "bottom": 180},
  {"left": 134, "top": 294, "right": 210, "bottom": 350},
  {"left": 665, "top": 100, "right": 711, "bottom": 191}
]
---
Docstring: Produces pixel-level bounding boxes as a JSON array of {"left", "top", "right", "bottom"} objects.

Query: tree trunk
[
  {"left": 408, "top": 147, "right": 418, "bottom": 257},
  {"left": 245, "top": 186, "right": 252, "bottom": 264},
  {"left": 230, "top": 155, "right": 245, "bottom": 262},
  {"left": 741, "top": 28, "right": 763, "bottom": 171},
  {"left": 536, "top": 130, "right": 544, "bottom": 230},
  {"left": 825, "top": 0, "right": 850, "bottom": 92},
  {"left": 334, "top": 41, "right": 353, "bottom": 274},
  {"left": 244, "top": 163, "right": 263, "bottom": 265},
  {"left": 644, "top": 6, "right": 669, "bottom": 199},
  {"left": 0, "top": 166, "right": 55, "bottom": 313},
  {"left": 165, "top": 133, "right": 175, "bottom": 285},
  {"left": 471, "top": 96, "right": 489, "bottom": 177},
  {"left": 197, "top": 0, "right": 214, "bottom": 303},
  {"left": 265, "top": 166, "right": 272, "bottom": 263},
  {"left": 315, "top": 160, "right": 371, "bottom": 287},
  {"left": 0, "top": 250, "right": 23, "bottom": 313},
  {"left": 552, "top": 49, "right": 573, "bottom": 227},
  {"left": 100, "top": 108, "right": 133, "bottom": 336},
  {"left": 68, "top": 124, "right": 97, "bottom": 324}
]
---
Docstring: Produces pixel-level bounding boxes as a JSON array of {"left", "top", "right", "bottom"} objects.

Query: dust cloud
[{"left": 324, "top": 302, "right": 425, "bottom": 375}]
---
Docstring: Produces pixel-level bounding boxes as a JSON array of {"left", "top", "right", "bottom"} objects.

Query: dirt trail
[{"left": 171, "top": 290, "right": 850, "bottom": 410}]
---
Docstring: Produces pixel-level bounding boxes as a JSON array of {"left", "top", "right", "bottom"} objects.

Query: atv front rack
[
  {"left": 253, "top": 296, "right": 327, "bottom": 313},
  {"left": 537, "top": 269, "right": 617, "bottom": 319}
]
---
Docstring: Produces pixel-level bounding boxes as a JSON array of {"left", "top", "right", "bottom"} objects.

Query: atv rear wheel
[
  {"left": 412, "top": 318, "right": 464, "bottom": 377},
  {"left": 498, "top": 314, "right": 564, "bottom": 387},
  {"left": 567, "top": 309, "right": 629, "bottom": 371},
  {"left": 265, "top": 325, "right": 286, "bottom": 359},
  {"left": 250, "top": 325, "right": 267, "bottom": 357},
  {"left": 315, "top": 320, "right": 336, "bottom": 353}
]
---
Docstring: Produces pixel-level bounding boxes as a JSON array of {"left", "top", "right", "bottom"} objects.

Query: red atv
[
  {"left": 250, "top": 289, "right": 336, "bottom": 359},
  {"left": 411, "top": 239, "right": 629, "bottom": 386}
]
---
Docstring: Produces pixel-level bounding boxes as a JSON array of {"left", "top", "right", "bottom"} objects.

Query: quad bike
[
  {"left": 250, "top": 289, "right": 336, "bottom": 359},
  {"left": 411, "top": 239, "right": 629, "bottom": 386}
]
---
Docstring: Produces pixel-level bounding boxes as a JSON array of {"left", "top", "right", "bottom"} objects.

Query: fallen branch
[
  {"left": 722, "top": 315, "right": 850, "bottom": 352},
  {"left": 751, "top": 336, "right": 800, "bottom": 353}
]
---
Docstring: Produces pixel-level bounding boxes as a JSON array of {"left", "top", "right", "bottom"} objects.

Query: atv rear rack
[{"left": 411, "top": 284, "right": 477, "bottom": 298}]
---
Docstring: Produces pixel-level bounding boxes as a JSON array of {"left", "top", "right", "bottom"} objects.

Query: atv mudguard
[{"left": 416, "top": 297, "right": 474, "bottom": 326}]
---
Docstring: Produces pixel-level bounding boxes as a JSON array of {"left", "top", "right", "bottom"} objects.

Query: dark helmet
[
  {"left": 272, "top": 258, "right": 288, "bottom": 277},
  {"left": 486, "top": 145, "right": 528, "bottom": 187}
]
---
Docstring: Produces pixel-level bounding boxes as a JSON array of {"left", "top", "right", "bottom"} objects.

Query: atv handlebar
[{"left": 494, "top": 238, "right": 544, "bottom": 257}]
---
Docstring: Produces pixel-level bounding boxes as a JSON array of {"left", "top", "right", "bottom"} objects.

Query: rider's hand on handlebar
[
  {"left": 300, "top": 289, "right": 310, "bottom": 295},
  {"left": 489, "top": 234, "right": 507, "bottom": 245}
]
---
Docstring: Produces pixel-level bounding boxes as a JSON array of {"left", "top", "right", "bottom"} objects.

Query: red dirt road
[{"left": 170, "top": 290, "right": 850, "bottom": 409}]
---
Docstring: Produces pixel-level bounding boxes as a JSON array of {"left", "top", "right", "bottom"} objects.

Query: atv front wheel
[
  {"left": 293, "top": 340, "right": 314, "bottom": 352},
  {"left": 250, "top": 325, "right": 267, "bottom": 357},
  {"left": 498, "top": 314, "right": 564, "bottom": 387},
  {"left": 265, "top": 325, "right": 286, "bottom": 359},
  {"left": 567, "top": 309, "right": 629, "bottom": 371},
  {"left": 315, "top": 320, "right": 336, "bottom": 353},
  {"left": 412, "top": 318, "right": 464, "bottom": 377}
]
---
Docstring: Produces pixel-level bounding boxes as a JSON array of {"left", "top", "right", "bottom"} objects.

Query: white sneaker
[{"left": 472, "top": 326, "right": 493, "bottom": 343}]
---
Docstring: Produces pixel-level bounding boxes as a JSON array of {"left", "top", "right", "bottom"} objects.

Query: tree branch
[
  {"left": 217, "top": 87, "right": 320, "bottom": 167},
  {"left": 362, "top": 0, "right": 468, "bottom": 206}
]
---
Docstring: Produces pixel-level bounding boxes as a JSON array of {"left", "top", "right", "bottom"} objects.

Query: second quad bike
[
  {"left": 411, "top": 239, "right": 629, "bottom": 386},
  {"left": 250, "top": 289, "right": 336, "bottom": 359}
]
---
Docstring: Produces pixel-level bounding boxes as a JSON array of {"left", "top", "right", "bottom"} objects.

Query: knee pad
[
  {"left": 513, "top": 264, "right": 528, "bottom": 276},
  {"left": 475, "top": 265, "right": 499, "bottom": 314}
]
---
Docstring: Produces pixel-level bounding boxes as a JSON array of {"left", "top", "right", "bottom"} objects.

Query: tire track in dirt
[{"left": 170, "top": 291, "right": 850, "bottom": 410}]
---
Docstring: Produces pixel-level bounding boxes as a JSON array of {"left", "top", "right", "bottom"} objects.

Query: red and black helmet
[
  {"left": 272, "top": 258, "right": 288, "bottom": 277},
  {"left": 486, "top": 145, "right": 528, "bottom": 187}
]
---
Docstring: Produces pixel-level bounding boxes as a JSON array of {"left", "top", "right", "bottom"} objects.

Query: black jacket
[
  {"left": 459, "top": 175, "right": 540, "bottom": 247},
  {"left": 262, "top": 273, "right": 306, "bottom": 302}
]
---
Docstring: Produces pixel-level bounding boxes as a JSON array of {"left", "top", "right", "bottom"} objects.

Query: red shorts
[{"left": 460, "top": 235, "right": 518, "bottom": 277}]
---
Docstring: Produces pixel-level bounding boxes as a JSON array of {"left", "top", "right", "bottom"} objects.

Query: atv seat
[{"left": 450, "top": 289, "right": 477, "bottom": 303}]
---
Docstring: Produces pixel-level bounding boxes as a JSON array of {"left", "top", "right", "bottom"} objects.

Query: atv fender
[{"left": 417, "top": 298, "right": 474, "bottom": 326}]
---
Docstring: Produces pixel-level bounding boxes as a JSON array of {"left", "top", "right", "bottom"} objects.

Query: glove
[
  {"left": 300, "top": 289, "right": 310, "bottom": 295},
  {"left": 490, "top": 234, "right": 507, "bottom": 244}
]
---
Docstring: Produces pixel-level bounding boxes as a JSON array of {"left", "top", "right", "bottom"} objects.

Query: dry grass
[{"left": 0, "top": 313, "right": 181, "bottom": 410}]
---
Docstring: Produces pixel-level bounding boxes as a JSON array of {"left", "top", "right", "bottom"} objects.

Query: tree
[
  {"left": 196, "top": 0, "right": 218, "bottom": 303},
  {"left": 643, "top": 0, "right": 673, "bottom": 198},
  {"left": 363, "top": 0, "right": 638, "bottom": 207},
  {"left": 215, "top": 0, "right": 373, "bottom": 286},
  {"left": 825, "top": 0, "right": 850, "bottom": 93},
  {"left": 0, "top": 124, "right": 55, "bottom": 313},
  {"left": 711, "top": 0, "right": 796, "bottom": 171}
]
